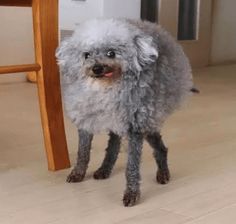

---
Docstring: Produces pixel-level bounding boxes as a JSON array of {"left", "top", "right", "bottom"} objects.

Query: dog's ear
[
  {"left": 56, "top": 37, "right": 80, "bottom": 83},
  {"left": 56, "top": 37, "right": 74, "bottom": 67},
  {"left": 133, "top": 35, "right": 158, "bottom": 68}
]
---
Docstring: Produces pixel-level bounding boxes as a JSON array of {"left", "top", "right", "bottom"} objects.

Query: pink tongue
[{"left": 104, "top": 72, "right": 113, "bottom": 77}]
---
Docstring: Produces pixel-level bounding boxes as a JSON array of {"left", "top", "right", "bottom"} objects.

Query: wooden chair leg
[
  {"left": 32, "top": 0, "right": 70, "bottom": 170},
  {"left": 26, "top": 71, "right": 37, "bottom": 83}
]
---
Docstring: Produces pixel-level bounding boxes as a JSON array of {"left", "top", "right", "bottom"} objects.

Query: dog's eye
[
  {"left": 106, "top": 50, "right": 116, "bottom": 58},
  {"left": 84, "top": 52, "right": 91, "bottom": 59}
]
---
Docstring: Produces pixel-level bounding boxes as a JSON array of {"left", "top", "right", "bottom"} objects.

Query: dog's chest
[{"left": 63, "top": 79, "right": 128, "bottom": 135}]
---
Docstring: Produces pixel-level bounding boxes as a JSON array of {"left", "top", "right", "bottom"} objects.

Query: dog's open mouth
[
  {"left": 93, "top": 71, "right": 114, "bottom": 78},
  {"left": 91, "top": 65, "right": 115, "bottom": 79},
  {"left": 104, "top": 71, "right": 113, "bottom": 77}
]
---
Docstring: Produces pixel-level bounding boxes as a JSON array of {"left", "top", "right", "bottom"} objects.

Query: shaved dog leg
[
  {"left": 67, "top": 129, "right": 93, "bottom": 183},
  {"left": 94, "top": 132, "right": 121, "bottom": 179}
]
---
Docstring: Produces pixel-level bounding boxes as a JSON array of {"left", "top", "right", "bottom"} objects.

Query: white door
[{"left": 141, "top": 0, "right": 213, "bottom": 68}]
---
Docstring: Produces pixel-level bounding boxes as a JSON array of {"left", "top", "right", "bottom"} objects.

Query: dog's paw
[
  {"left": 123, "top": 190, "right": 140, "bottom": 207},
  {"left": 156, "top": 169, "right": 170, "bottom": 184},
  {"left": 93, "top": 168, "right": 111, "bottom": 180},
  {"left": 66, "top": 169, "right": 85, "bottom": 183}
]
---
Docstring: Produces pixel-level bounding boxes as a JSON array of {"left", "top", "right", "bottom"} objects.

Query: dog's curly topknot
[{"left": 56, "top": 19, "right": 193, "bottom": 136}]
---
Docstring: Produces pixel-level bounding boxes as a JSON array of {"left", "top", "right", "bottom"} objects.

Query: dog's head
[{"left": 56, "top": 19, "right": 158, "bottom": 84}]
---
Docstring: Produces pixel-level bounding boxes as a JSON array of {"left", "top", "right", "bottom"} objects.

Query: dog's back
[{"left": 126, "top": 19, "right": 193, "bottom": 126}]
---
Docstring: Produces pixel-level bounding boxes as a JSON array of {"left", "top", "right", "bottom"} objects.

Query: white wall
[
  {"left": 0, "top": 7, "right": 34, "bottom": 65},
  {"left": 59, "top": 0, "right": 104, "bottom": 30},
  {"left": 211, "top": 0, "right": 236, "bottom": 64},
  {"left": 103, "top": 0, "right": 140, "bottom": 19},
  {"left": 60, "top": 0, "right": 141, "bottom": 30}
]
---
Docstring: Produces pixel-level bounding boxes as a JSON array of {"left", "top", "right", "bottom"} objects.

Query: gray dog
[{"left": 56, "top": 18, "right": 194, "bottom": 207}]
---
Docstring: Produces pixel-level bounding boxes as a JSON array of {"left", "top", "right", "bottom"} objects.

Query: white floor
[{"left": 0, "top": 64, "right": 236, "bottom": 224}]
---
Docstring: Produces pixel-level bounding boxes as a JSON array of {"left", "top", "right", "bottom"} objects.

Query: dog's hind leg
[
  {"left": 146, "top": 132, "right": 170, "bottom": 184},
  {"left": 123, "top": 131, "right": 143, "bottom": 207},
  {"left": 67, "top": 129, "right": 93, "bottom": 183},
  {"left": 94, "top": 132, "right": 121, "bottom": 180}
]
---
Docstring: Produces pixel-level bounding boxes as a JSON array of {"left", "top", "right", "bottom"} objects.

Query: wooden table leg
[{"left": 32, "top": 0, "right": 70, "bottom": 170}]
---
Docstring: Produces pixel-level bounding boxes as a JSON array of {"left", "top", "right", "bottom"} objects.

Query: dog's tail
[{"left": 190, "top": 87, "right": 200, "bottom": 94}]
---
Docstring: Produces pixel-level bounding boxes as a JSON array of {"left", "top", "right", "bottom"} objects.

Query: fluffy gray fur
[{"left": 56, "top": 18, "right": 193, "bottom": 206}]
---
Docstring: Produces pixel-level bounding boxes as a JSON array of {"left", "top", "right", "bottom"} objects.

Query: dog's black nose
[{"left": 92, "top": 64, "right": 104, "bottom": 75}]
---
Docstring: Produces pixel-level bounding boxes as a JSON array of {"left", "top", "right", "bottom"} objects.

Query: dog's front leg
[
  {"left": 94, "top": 132, "right": 121, "bottom": 179},
  {"left": 123, "top": 130, "right": 143, "bottom": 207},
  {"left": 67, "top": 129, "right": 93, "bottom": 183}
]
